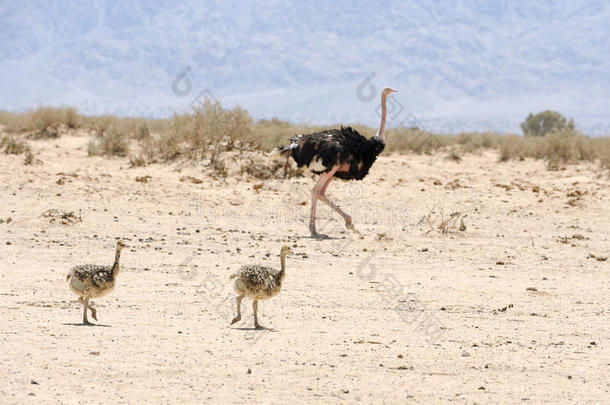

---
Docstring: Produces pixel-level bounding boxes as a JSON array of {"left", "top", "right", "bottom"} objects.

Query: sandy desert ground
[{"left": 1, "top": 133, "right": 609, "bottom": 404}]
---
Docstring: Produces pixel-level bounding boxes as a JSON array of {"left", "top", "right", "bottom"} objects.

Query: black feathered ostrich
[{"left": 273, "top": 86, "right": 398, "bottom": 238}]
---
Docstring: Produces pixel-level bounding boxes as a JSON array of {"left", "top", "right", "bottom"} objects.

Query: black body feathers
[{"left": 276, "top": 127, "right": 384, "bottom": 180}]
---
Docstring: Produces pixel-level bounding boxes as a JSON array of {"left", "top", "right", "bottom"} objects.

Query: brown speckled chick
[
  {"left": 66, "top": 240, "right": 126, "bottom": 324},
  {"left": 229, "top": 245, "right": 291, "bottom": 329}
]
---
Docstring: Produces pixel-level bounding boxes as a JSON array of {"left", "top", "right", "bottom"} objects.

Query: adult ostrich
[{"left": 273, "top": 86, "right": 397, "bottom": 238}]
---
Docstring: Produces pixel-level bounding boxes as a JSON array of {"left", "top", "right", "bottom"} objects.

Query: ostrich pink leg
[
  {"left": 310, "top": 166, "right": 339, "bottom": 238},
  {"left": 318, "top": 175, "right": 357, "bottom": 233}
]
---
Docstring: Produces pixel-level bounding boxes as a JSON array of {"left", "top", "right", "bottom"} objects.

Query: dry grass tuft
[
  {"left": 42, "top": 208, "right": 82, "bottom": 225},
  {"left": 421, "top": 210, "right": 467, "bottom": 235},
  {"left": 445, "top": 149, "right": 462, "bottom": 163}
]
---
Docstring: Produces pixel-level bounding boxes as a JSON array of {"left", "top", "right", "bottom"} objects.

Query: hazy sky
[{"left": 1, "top": 1, "right": 609, "bottom": 133}]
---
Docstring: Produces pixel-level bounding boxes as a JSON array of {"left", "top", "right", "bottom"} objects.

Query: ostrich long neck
[
  {"left": 376, "top": 92, "right": 389, "bottom": 142},
  {"left": 277, "top": 253, "right": 287, "bottom": 281},
  {"left": 112, "top": 248, "right": 122, "bottom": 277}
]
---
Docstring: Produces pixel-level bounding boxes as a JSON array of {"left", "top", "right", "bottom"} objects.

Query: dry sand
[{"left": 1, "top": 134, "right": 609, "bottom": 404}]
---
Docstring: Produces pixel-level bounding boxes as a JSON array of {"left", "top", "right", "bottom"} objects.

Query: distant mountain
[{"left": 1, "top": 0, "right": 609, "bottom": 134}]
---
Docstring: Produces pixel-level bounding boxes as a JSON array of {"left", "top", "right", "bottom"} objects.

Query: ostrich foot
[
  {"left": 230, "top": 315, "right": 241, "bottom": 325},
  {"left": 309, "top": 224, "right": 329, "bottom": 239},
  {"left": 254, "top": 322, "right": 265, "bottom": 330},
  {"left": 90, "top": 308, "right": 97, "bottom": 321},
  {"left": 345, "top": 217, "right": 357, "bottom": 233}
]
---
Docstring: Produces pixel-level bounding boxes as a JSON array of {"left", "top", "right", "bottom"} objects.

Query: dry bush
[
  {"left": 498, "top": 135, "right": 522, "bottom": 162},
  {"left": 0, "top": 111, "right": 30, "bottom": 132},
  {"left": 386, "top": 128, "right": 449, "bottom": 154},
  {"left": 597, "top": 138, "right": 610, "bottom": 171},
  {"left": 254, "top": 118, "right": 298, "bottom": 151},
  {"left": 0, "top": 107, "right": 81, "bottom": 136},
  {"left": 456, "top": 131, "right": 501, "bottom": 153},
  {"left": 573, "top": 136, "right": 597, "bottom": 162},
  {"left": 497, "top": 130, "right": 610, "bottom": 170},
  {"left": 154, "top": 101, "right": 257, "bottom": 163},
  {"left": 128, "top": 137, "right": 158, "bottom": 167},
  {"left": 545, "top": 130, "right": 577, "bottom": 170},
  {"left": 0, "top": 135, "right": 30, "bottom": 155},
  {"left": 83, "top": 115, "right": 116, "bottom": 135},
  {"left": 600, "top": 150, "right": 610, "bottom": 171},
  {"left": 239, "top": 155, "right": 302, "bottom": 179},
  {"left": 88, "top": 128, "right": 129, "bottom": 157},
  {"left": 31, "top": 106, "right": 81, "bottom": 134},
  {"left": 62, "top": 107, "right": 81, "bottom": 129}
]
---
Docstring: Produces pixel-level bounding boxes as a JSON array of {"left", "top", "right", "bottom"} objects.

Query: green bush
[{"left": 521, "top": 110, "right": 574, "bottom": 137}]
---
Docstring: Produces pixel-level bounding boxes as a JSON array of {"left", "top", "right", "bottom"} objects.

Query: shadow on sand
[
  {"left": 230, "top": 326, "right": 278, "bottom": 332},
  {"left": 62, "top": 322, "right": 112, "bottom": 327}
]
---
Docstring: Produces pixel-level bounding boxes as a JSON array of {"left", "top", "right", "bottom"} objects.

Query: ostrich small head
[
  {"left": 382, "top": 87, "right": 398, "bottom": 95},
  {"left": 116, "top": 240, "right": 126, "bottom": 251},
  {"left": 280, "top": 245, "right": 292, "bottom": 257}
]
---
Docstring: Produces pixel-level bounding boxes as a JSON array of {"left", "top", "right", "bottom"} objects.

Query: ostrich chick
[
  {"left": 229, "top": 245, "right": 291, "bottom": 329},
  {"left": 66, "top": 240, "right": 126, "bottom": 324}
]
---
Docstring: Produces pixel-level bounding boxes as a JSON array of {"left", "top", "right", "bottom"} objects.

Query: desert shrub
[
  {"left": 386, "top": 128, "right": 449, "bottom": 154},
  {"left": 31, "top": 106, "right": 81, "bottom": 133},
  {"left": 254, "top": 118, "right": 296, "bottom": 151},
  {"left": 590, "top": 137, "right": 610, "bottom": 171},
  {"left": 521, "top": 110, "right": 574, "bottom": 137},
  {"left": 498, "top": 135, "right": 524, "bottom": 162},
  {"left": 83, "top": 115, "right": 116, "bottom": 135},
  {"left": 456, "top": 131, "right": 501, "bottom": 153},
  {"left": 496, "top": 129, "right": 610, "bottom": 170},
  {"left": 87, "top": 128, "right": 129, "bottom": 157},
  {"left": 572, "top": 135, "right": 597, "bottom": 162},
  {"left": 0, "top": 111, "right": 28, "bottom": 132},
  {"left": 0, "top": 134, "right": 30, "bottom": 154},
  {"left": 155, "top": 100, "right": 257, "bottom": 162},
  {"left": 599, "top": 148, "right": 610, "bottom": 171},
  {"left": 545, "top": 130, "right": 577, "bottom": 170},
  {"left": 62, "top": 107, "right": 81, "bottom": 128},
  {"left": 137, "top": 123, "right": 150, "bottom": 140},
  {"left": 0, "top": 107, "right": 81, "bottom": 135}
]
